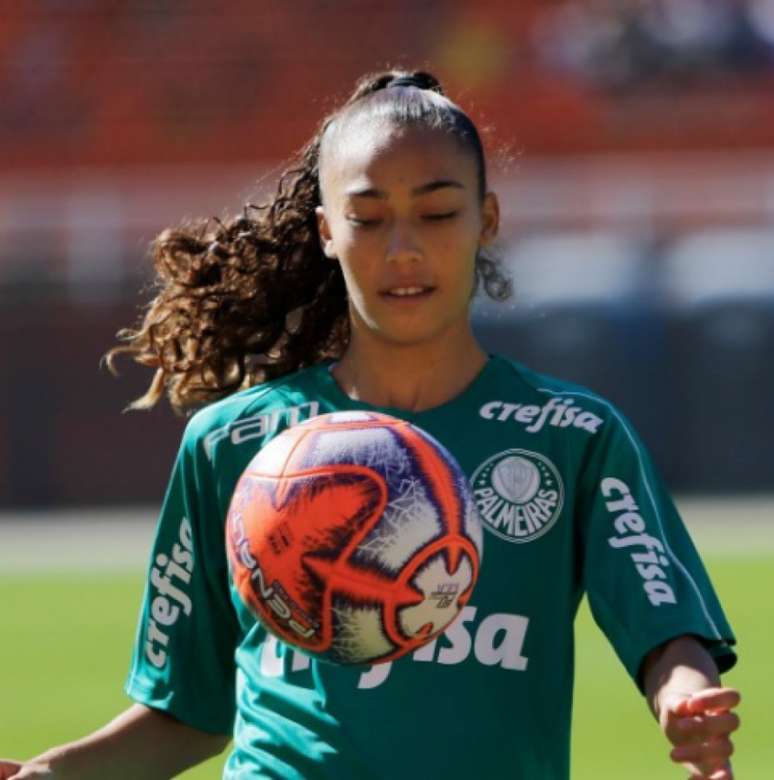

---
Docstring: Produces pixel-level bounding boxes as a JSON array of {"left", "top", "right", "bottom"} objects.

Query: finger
[
  {"left": 671, "top": 735, "right": 734, "bottom": 765},
  {"left": 678, "top": 688, "right": 741, "bottom": 716},
  {"left": 687, "top": 762, "right": 734, "bottom": 780},
  {"left": 0, "top": 762, "right": 22, "bottom": 780},
  {"left": 676, "top": 710, "right": 740, "bottom": 741}
]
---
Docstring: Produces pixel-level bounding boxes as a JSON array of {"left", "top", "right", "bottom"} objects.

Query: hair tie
[{"left": 389, "top": 75, "right": 426, "bottom": 90}]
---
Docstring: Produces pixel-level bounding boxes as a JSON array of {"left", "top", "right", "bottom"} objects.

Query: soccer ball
[{"left": 226, "top": 410, "right": 483, "bottom": 665}]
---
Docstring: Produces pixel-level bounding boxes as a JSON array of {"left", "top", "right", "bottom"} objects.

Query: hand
[
  {"left": 660, "top": 687, "right": 741, "bottom": 779},
  {"left": 0, "top": 760, "right": 52, "bottom": 779}
]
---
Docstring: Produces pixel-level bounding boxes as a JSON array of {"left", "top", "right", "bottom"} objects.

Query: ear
[
  {"left": 479, "top": 191, "right": 500, "bottom": 247},
  {"left": 315, "top": 206, "right": 338, "bottom": 260}
]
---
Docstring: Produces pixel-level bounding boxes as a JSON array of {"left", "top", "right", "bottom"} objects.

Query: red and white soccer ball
[{"left": 226, "top": 411, "right": 484, "bottom": 665}]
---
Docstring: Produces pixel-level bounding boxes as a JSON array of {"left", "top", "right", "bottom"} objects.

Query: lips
[{"left": 380, "top": 285, "right": 436, "bottom": 299}]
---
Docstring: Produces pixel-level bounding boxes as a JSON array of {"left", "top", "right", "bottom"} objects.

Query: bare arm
[
  {"left": 0, "top": 704, "right": 229, "bottom": 780},
  {"left": 643, "top": 635, "right": 740, "bottom": 780}
]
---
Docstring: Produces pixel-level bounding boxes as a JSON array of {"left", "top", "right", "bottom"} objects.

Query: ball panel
[
  {"left": 245, "top": 423, "right": 307, "bottom": 479},
  {"left": 296, "top": 425, "right": 414, "bottom": 482},
  {"left": 329, "top": 597, "right": 394, "bottom": 664},
  {"left": 399, "top": 426, "right": 484, "bottom": 567},
  {"left": 227, "top": 467, "right": 388, "bottom": 654},
  {"left": 289, "top": 422, "right": 458, "bottom": 579},
  {"left": 320, "top": 410, "right": 380, "bottom": 425},
  {"left": 397, "top": 552, "right": 474, "bottom": 639},
  {"left": 351, "top": 474, "right": 442, "bottom": 576},
  {"left": 297, "top": 410, "right": 401, "bottom": 429},
  {"left": 397, "top": 425, "right": 467, "bottom": 541}
]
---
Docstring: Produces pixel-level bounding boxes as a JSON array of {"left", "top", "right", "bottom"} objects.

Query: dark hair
[{"left": 105, "top": 69, "right": 511, "bottom": 414}]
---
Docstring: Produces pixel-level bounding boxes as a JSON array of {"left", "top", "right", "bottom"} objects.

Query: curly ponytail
[{"left": 106, "top": 69, "right": 510, "bottom": 414}]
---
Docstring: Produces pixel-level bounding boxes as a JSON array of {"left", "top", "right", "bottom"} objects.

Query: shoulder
[
  {"left": 181, "top": 363, "right": 328, "bottom": 454},
  {"left": 485, "top": 354, "right": 625, "bottom": 438},
  {"left": 490, "top": 353, "right": 612, "bottom": 409}
]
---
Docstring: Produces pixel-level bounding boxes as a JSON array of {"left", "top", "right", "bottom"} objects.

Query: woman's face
[{"left": 316, "top": 121, "right": 499, "bottom": 349}]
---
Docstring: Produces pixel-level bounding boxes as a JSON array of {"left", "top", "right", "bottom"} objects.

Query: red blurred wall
[{"left": 2, "top": 1, "right": 773, "bottom": 172}]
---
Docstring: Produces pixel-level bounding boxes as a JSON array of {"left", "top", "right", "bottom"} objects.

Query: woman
[{"left": 1, "top": 70, "right": 740, "bottom": 780}]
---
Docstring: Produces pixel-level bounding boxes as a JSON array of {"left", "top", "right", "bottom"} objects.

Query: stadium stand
[{"left": 661, "top": 228, "right": 774, "bottom": 490}]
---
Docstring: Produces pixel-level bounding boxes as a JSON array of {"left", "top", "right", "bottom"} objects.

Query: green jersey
[{"left": 126, "top": 355, "right": 736, "bottom": 779}]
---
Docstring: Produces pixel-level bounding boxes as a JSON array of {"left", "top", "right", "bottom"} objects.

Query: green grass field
[{"left": 1, "top": 546, "right": 772, "bottom": 777}]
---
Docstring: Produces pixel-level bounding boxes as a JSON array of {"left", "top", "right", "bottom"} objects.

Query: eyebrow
[{"left": 345, "top": 179, "right": 465, "bottom": 199}]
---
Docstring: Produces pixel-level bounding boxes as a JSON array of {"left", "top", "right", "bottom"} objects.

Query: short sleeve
[
  {"left": 125, "top": 419, "right": 240, "bottom": 734},
  {"left": 577, "top": 408, "right": 737, "bottom": 692}
]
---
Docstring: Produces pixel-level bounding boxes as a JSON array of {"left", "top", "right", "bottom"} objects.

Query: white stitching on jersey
[{"left": 537, "top": 386, "right": 723, "bottom": 640}]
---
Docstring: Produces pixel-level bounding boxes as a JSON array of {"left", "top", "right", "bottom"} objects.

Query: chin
[
  {"left": 374, "top": 321, "right": 458, "bottom": 348},
  {"left": 357, "top": 302, "right": 471, "bottom": 349}
]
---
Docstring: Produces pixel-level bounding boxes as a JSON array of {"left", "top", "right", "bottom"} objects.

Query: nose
[{"left": 386, "top": 220, "right": 422, "bottom": 265}]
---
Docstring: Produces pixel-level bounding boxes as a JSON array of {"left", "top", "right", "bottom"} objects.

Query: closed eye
[
  {"left": 423, "top": 211, "right": 458, "bottom": 221},
  {"left": 349, "top": 211, "right": 457, "bottom": 227}
]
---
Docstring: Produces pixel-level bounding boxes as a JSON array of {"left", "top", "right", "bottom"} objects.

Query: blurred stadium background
[
  {"left": 1, "top": 1, "right": 772, "bottom": 778},
  {"left": 2, "top": 0, "right": 774, "bottom": 504}
]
